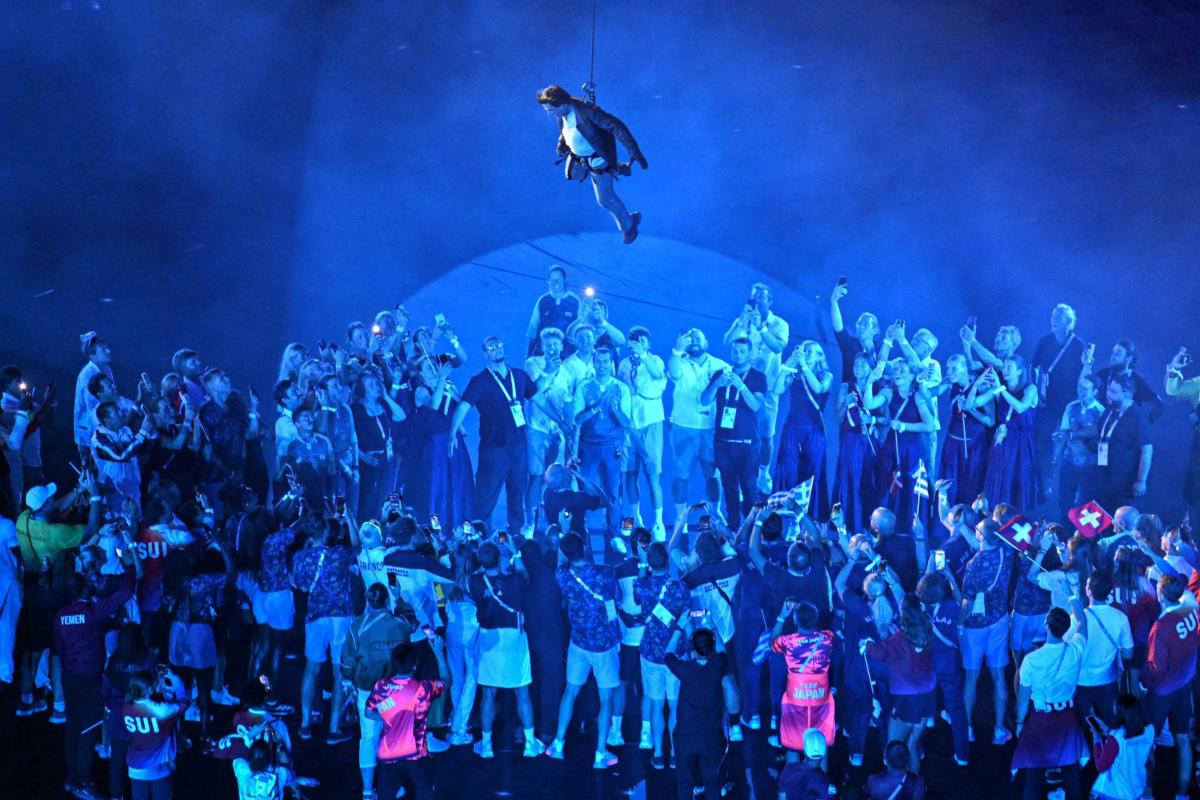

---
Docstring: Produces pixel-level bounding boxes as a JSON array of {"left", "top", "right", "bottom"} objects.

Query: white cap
[
  {"left": 802, "top": 727, "right": 827, "bottom": 759},
  {"left": 359, "top": 520, "right": 382, "bottom": 548},
  {"left": 25, "top": 483, "right": 58, "bottom": 513}
]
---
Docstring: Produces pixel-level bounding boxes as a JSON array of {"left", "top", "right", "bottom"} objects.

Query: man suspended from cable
[{"left": 537, "top": 84, "right": 648, "bottom": 244}]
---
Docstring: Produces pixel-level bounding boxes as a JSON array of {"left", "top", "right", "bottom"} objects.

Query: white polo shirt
[
  {"left": 1019, "top": 634, "right": 1087, "bottom": 711},
  {"left": 619, "top": 354, "right": 667, "bottom": 430},
  {"left": 1075, "top": 604, "right": 1133, "bottom": 687},
  {"left": 669, "top": 354, "right": 728, "bottom": 430}
]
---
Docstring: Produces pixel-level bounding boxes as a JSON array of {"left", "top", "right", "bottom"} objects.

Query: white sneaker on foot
[
  {"left": 638, "top": 729, "right": 653, "bottom": 750},
  {"left": 474, "top": 739, "right": 494, "bottom": 759},
  {"left": 593, "top": 750, "right": 618, "bottom": 769},
  {"left": 545, "top": 740, "right": 565, "bottom": 760},
  {"left": 607, "top": 727, "right": 625, "bottom": 747},
  {"left": 523, "top": 737, "right": 545, "bottom": 758}
]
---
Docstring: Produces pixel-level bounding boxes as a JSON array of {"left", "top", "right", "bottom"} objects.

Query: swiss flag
[
  {"left": 1068, "top": 500, "right": 1113, "bottom": 540},
  {"left": 998, "top": 515, "right": 1039, "bottom": 554}
]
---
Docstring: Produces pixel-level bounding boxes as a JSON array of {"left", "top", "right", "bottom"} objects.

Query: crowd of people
[{"left": 2, "top": 265, "right": 1200, "bottom": 800}]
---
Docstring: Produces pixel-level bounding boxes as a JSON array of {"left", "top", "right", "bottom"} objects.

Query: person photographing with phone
[
  {"left": 665, "top": 610, "right": 728, "bottom": 799},
  {"left": 769, "top": 599, "right": 835, "bottom": 759}
]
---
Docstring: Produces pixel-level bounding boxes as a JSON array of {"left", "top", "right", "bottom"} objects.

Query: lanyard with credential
[
  {"left": 1099, "top": 405, "right": 1127, "bottom": 442},
  {"left": 490, "top": 368, "right": 518, "bottom": 405}
]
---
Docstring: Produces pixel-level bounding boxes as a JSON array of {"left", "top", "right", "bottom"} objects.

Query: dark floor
[{"left": 0, "top": 654, "right": 1187, "bottom": 800}]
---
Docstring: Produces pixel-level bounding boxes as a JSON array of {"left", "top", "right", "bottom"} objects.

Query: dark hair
[
  {"left": 1116, "top": 693, "right": 1145, "bottom": 738},
  {"left": 900, "top": 595, "right": 932, "bottom": 650},
  {"left": 1046, "top": 607, "right": 1071, "bottom": 640},
  {"left": 593, "top": 345, "right": 614, "bottom": 362},
  {"left": 95, "top": 400, "right": 118, "bottom": 424},
  {"left": 1114, "top": 339, "right": 1138, "bottom": 368},
  {"left": 1159, "top": 573, "right": 1186, "bottom": 605},
  {"left": 1088, "top": 569, "right": 1114, "bottom": 603},
  {"left": 88, "top": 372, "right": 109, "bottom": 398},
  {"left": 694, "top": 531, "right": 722, "bottom": 564},
  {"left": 171, "top": 348, "right": 198, "bottom": 373},
  {"left": 992, "top": 503, "right": 1019, "bottom": 526},
  {"left": 646, "top": 542, "right": 669, "bottom": 571},
  {"left": 884, "top": 740, "right": 909, "bottom": 771},
  {"left": 548, "top": 264, "right": 567, "bottom": 279},
  {"left": 477, "top": 542, "right": 500, "bottom": 570},
  {"left": 950, "top": 504, "right": 981, "bottom": 531},
  {"left": 628, "top": 325, "right": 651, "bottom": 343},
  {"left": 366, "top": 583, "right": 390, "bottom": 610},
  {"left": 795, "top": 601, "right": 820, "bottom": 631},
  {"left": 1108, "top": 372, "right": 1136, "bottom": 396},
  {"left": 240, "top": 677, "right": 267, "bottom": 709},
  {"left": 272, "top": 379, "right": 294, "bottom": 407},
  {"left": 560, "top": 533, "right": 585, "bottom": 563},
  {"left": 390, "top": 643, "right": 417, "bottom": 675},
  {"left": 0, "top": 365, "right": 21, "bottom": 386},
  {"left": 691, "top": 628, "right": 716, "bottom": 658},
  {"left": 761, "top": 512, "right": 784, "bottom": 541},
  {"left": 536, "top": 85, "right": 573, "bottom": 106},
  {"left": 787, "top": 543, "right": 811, "bottom": 572},
  {"left": 916, "top": 573, "right": 947, "bottom": 605},
  {"left": 248, "top": 739, "right": 273, "bottom": 773}
]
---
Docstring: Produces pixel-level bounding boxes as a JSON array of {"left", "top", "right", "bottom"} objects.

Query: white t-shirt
[
  {"left": 1089, "top": 725, "right": 1155, "bottom": 800},
  {"left": 0, "top": 517, "right": 17, "bottom": 580},
  {"left": 562, "top": 110, "right": 596, "bottom": 158},
  {"left": 619, "top": 354, "right": 667, "bottom": 429},
  {"left": 1018, "top": 635, "right": 1086, "bottom": 711},
  {"left": 1075, "top": 604, "right": 1133, "bottom": 687},
  {"left": 525, "top": 355, "right": 573, "bottom": 434},
  {"left": 669, "top": 354, "right": 729, "bottom": 430},
  {"left": 233, "top": 759, "right": 290, "bottom": 800},
  {"left": 357, "top": 545, "right": 397, "bottom": 597}
]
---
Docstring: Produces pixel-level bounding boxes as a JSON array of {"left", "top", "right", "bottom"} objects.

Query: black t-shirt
[
  {"left": 712, "top": 367, "right": 768, "bottom": 441},
  {"left": 542, "top": 489, "right": 605, "bottom": 535},
  {"left": 941, "top": 534, "right": 974, "bottom": 586},
  {"left": 1032, "top": 333, "right": 1085, "bottom": 418},
  {"left": 666, "top": 652, "right": 727, "bottom": 746},
  {"left": 461, "top": 366, "right": 538, "bottom": 447},
  {"left": 518, "top": 540, "right": 566, "bottom": 645},
  {"left": 1096, "top": 404, "right": 1150, "bottom": 491},
  {"left": 876, "top": 533, "right": 920, "bottom": 593},
  {"left": 762, "top": 561, "right": 832, "bottom": 625},
  {"left": 468, "top": 571, "right": 527, "bottom": 629},
  {"left": 835, "top": 329, "right": 878, "bottom": 382}
]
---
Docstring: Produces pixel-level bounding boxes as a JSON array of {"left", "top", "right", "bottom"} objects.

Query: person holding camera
[
  {"left": 772, "top": 341, "right": 831, "bottom": 520},
  {"left": 571, "top": 345, "right": 632, "bottom": 534},
  {"left": 703, "top": 337, "right": 766, "bottom": 528},
  {"left": 960, "top": 518, "right": 1014, "bottom": 746},
  {"left": 666, "top": 615, "right": 728, "bottom": 800},
  {"left": 829, "top": 278, "right": 880, "bottom": 379},
  {"left": 290, "top": 516, "right": 356, "bottom": 743},
  {"left": 1088, "top": 373, "right": 1154, "bottom": 512},
  {"left": 973, "top": 355, "right": 1040, "bottom": 512},
  {"left": 468, "top": 540, "right": 542, "bottom": 758},
  {"left": 618, "top": 325, "right": 668, "bottom": 539},
  {"left": 769, "top": 600, "right": 835, "bottom": 758},
  {"left": 863, "top": 596, "right": 937, "bottom": 773},
  {"left": 55, "top": 542, "right": 140, "bottom": 800},
  {"left": 364, "top": 643, "right": 444, "bottom": 800},
  {"left": 122, "top": 668, "right": 190, "bottom": 800},
  {"left": 667, "top": 329, "right": 728, "bottom": 523},
  {"left": 1164, "top": 346, "right": 1199, "bottom": 517}
]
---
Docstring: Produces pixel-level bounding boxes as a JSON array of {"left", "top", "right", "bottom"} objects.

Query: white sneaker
[
  {"left": 767, "top": 734, "right": 781, "bottom": 748},
  {"left": 211, "top": 686, "right": 239, "bottom": 706},
  {"left": 94, "top": 743, "right": 111, "bottom": 759},
  {"left": 593, "top": 750, "right": 618, "bottom": 769},
  {"left": 523, "top": 737, "right": 545, "bottom": 758},
  {"left": 651, "top": 522, "right": 667, "bottom": 542},
  {"left": 744, "top": 715, "right": 762, "bottom": 730},
  {"left": 638, "top": 729, "right": 653, "bottom": 750},
  {"left": 184, "top": 705, "right": 201, "bottom": 723},
  {"left": 426, "top": 733, "right": 450, "bottom": 753},
  {"left": 849, "top": 753, "right": 863, "bottom": 767},
  {"left": 728, "top": 724, "right": 743, "bottom": 742},
  {"left": 447, "top": 730, "right": 474, "bottom": 746},
  {"left": 474, "top": 739, "right": 494, "bottom": 759},
  {"left": 545, "top": 740, "right": 565, "bottom": 760},
  {"left": 607, "top": 727, "right": 625, "bottom": 747}
]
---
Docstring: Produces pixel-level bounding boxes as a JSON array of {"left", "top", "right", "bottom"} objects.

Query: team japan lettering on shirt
[{"left": 790, "top": 679, "right": 828, "bottom": 702}]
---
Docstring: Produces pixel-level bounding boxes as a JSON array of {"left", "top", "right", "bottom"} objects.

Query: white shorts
[
  {"left": 476, "top": 627, "right": 532, "bottom": 688},
  {"left": 253, "top": 589, "right": 296, "bottom": 631},
  {"left": 566, "top": 641, "right": 620, "bottom": 690},
  {"left": 305, "top": 616, "right": 351, "bottom": 664},
  {"left": 640, "top": 656, "right": 680, "bottom": 701}
]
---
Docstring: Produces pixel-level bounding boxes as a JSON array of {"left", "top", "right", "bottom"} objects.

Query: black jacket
[{"left": 555, "top": 100, "right": 647, "bottom": 169}]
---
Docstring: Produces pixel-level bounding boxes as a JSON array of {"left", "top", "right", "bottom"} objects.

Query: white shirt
[
  {"left": 525, "top": 355, "right": 573, "bottom": 434},
  {"left": 73, "top": 361, "right": 113, "bottom": 448},
  {"left": 1074, "top": 604, "right": 1133, "bottom": 687},
  {"left": 562, "top": 110, "right": 596, "bottom": 158},
  {"left": 1019, "top": 635, "right": 1087, "bottom": 711},
  {"left": 1089, "top": 725, "right": 1155, "bottom": 800},
  {"left": 669, "top": 354, "right": 729, "bottom": 430},
  {"left": 0, "top": 517, "right": 17, "bottom": 581},
  {"left": 1035, "top": 569, "right": 1083, "bottom": 614},
  {"left": 619, "top": 354, "right": 667, "bottom": 429}
]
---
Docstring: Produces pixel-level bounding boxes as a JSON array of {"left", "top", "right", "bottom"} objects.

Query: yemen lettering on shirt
[
  {"left": 682, "top": 557, "right": 741, "bottom": 643},
  {"left": 367, "top": 676, "right": 444, "bottom": 762},
  {"left": 772, "top": 629, "right": 834, "bottom": 706},
  {"left": 1145, "top": 605, "right": 1200, "bottom": 696}
]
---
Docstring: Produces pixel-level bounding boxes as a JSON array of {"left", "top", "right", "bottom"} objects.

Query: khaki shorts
[
  {"left": 622, "top": 422, "right": 664, "bottom": 475},
  {"left": 670, "top": 424, "right": 714, "bottom": 471}
]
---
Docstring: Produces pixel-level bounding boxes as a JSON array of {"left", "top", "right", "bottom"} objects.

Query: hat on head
[
  {"left": 25, "top": 483, "right": 58, "bottom": 513},
  {"left": 802, "top": 728, "right": 827, "bottom": 759}
]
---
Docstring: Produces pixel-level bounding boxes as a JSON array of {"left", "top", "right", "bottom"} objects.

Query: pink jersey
[
  {"left": 772, "top": 629, "right": 834, "bottom": 707},
  {"left": 366, "top": 676, "right": 444, "bottom": 762}
]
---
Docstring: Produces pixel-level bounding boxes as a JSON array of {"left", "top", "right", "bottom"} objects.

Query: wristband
[
  {"left": 89, "top": 496, "right": 101, "bottom": 504},
  {"left": 449, "top": 337, "right": 460, "bottom": 348},
  {"left": 248, "top": 413, "right": 259, "bottom": 419}
]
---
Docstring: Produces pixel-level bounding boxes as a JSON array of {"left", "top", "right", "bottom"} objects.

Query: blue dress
[
  {"left": 413, "top": 392, "right": 474, "bottom": 528},
  {"left": 983, "top": 390, "right": 1039, "bottom": 511},
  {"left": 831, "top": 384, "right": 879, "bottom": 534},
  {"left": 938, "top": 383, "right": 991, "bottom": 506},
  {"left": 875, "top": 390, "right": 930, "bottom": 532},
  {"left": 773, "top": 375, "right": 829, "bottom": 518}
]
